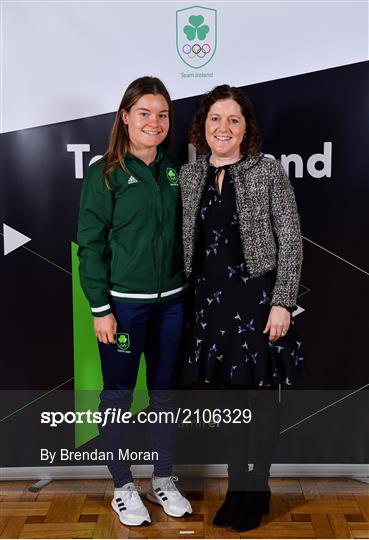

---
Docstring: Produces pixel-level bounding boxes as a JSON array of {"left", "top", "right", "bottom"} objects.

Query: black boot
[
  {"left": 212, "top": 489, "right": 245, "bottom": 527},
  {"left": 231, "top": 478, "right": 271, "bottom": 532},
  {"left": 213, "top": 466, "right": 252, "bottom": 528}
]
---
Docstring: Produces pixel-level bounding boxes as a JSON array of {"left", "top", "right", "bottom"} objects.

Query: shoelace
[
  {"left": 158, "top": 476, "right": 181, "bottom": 497},
  {"left": 121, "top": 484, "right": 142, "bottom": 504}
]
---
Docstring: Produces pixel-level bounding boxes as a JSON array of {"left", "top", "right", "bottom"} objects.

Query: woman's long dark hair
[
  {"left": 190, "top": 84, "right": 262, "bottom": 156},
  {"left": 103, "top": 76, "right": 172, "bottom": 187}
]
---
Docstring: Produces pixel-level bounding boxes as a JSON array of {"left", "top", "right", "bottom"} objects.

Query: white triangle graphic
[{"left": 3, "top": 224, "right": 31, "bottom": 255}]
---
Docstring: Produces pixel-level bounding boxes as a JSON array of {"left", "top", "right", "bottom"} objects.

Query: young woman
[
  {"left": 77, "top": 76, "right": 192, "bottom": 527},
  {"left": 180, "top": 85, "right": 304, "bottom": 532}
]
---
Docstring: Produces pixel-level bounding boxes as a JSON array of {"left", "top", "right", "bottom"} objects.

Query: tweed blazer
[{"left": 179, "top": 153, "right": 303, "bottom": 309}]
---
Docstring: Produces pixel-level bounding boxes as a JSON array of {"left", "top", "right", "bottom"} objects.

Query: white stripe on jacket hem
[{"left": 109, "top": 283, "right": 188, "bottom": 300}]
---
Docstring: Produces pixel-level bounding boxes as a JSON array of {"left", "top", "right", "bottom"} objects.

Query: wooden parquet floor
[{"left": 0, "top": 478, "right": 368, "bottom": 539}]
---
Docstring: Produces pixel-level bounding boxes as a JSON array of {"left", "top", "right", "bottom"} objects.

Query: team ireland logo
[
  {"left": 166, "top": 168, "right": 179, "bottom": 186},
  {"left": 116, "top": 333, "right": 131, "bottom": 353},
  {"left": 176, "top": 6, "right": 217, "bottom": 69}
]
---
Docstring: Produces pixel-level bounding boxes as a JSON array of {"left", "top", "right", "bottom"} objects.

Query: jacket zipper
[{"left": 156, "top": 180, "right": 164, "bottom": 301}]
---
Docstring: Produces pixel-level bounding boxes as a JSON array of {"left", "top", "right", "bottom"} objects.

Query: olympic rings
[{"left": 182, "top": 43, "right": 211, "bottom": 58}]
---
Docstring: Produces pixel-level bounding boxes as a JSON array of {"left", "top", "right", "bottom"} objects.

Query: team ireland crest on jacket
[
  {"left": 166, "top": 167, "right": 179, "bottom": 186},
  {"left": 176, "top": 6, "right": 217, "bottom": 69}
]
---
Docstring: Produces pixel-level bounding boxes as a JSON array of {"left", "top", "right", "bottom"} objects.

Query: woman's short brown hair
[{"left": 190, "top": 84, "right": 262, "bottom": 156}]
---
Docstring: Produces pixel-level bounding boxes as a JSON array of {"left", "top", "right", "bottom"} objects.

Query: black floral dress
[{"left": 186, "top": 164, "right": 304, "bottom": 387}]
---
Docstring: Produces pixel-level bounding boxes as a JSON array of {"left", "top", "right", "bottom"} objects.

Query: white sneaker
[
  {"left": 111, "top": 483, "right": 151, "bottom": 526},
  {"left": 146, "top": 475, "right": 192, "bottom": 517}
]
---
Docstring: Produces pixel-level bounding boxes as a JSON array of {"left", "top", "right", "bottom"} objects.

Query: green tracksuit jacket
[{"left": 77, "top": 149, "right": 186, "bottom": 317}]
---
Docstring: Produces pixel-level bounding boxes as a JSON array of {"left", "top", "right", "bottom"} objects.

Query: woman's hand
[
  {"left": 263, "top": 306, "right": 291, "bottom": 342},
  {"left": 94, "top": 313, "right": 117, "bottom": 344}
]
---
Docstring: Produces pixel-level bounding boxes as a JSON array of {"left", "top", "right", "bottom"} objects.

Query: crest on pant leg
[{"left": 116, "top": 333, "right": 131, "bottom": 353}]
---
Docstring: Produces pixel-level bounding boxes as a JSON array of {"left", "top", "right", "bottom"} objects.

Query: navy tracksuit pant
[{"left": 98, "top": 297, "right": 184, "bottom": 488}]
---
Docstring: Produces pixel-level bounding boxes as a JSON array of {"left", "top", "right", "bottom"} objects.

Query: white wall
[{"left": 2, "top": 0, "right": 368, "bottom": 132}]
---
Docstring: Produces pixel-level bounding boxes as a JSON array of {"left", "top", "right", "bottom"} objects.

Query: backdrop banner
[{"left": 1, "top": 0, "right": 368, "bottom": 471}]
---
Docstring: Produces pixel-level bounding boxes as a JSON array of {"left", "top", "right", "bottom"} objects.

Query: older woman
[{"left": 179, "top": 85, "right": 304, "bottom": 531}]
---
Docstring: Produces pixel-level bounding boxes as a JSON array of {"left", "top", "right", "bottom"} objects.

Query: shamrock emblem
[
  {"left": 183, "top": 15, "right": 209, "bottom": 41},
  {"left": 116, "top": 332, "right": 130, "bottom": 352},
  {"left": 166, "top": 167, "right": 179, "bottom": 185}
]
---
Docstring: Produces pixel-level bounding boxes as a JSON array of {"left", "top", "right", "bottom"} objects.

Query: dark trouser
[
  {"left": 98, "top": 297, "right": 184, "bottom": 488},
  {"left": 224, "top": 387, "right": 281, "bottom": 491}
]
